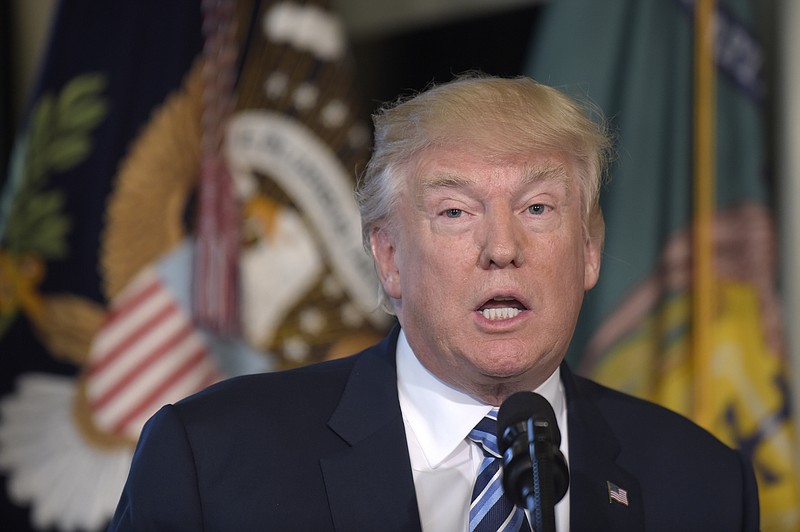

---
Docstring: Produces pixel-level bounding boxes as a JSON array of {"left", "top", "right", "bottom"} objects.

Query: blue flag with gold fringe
[
  {"left": 0, "top": 1, "right": 386, "bottom": 530},
  {"left": 0, "top": 2, "right": 203, "bottom": 528}
]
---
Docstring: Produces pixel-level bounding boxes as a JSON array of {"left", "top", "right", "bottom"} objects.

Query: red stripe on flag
[
  {"left": 89, "top": 320, "right": 194, "bottom": 411},
  {"left": 110, "top": 346, "right": 212, "bottom": 435},
  {"left": 105, "top": 277, "right": 162, "bottom": 323},
  {"left": 87, "top": 298, "right": 179, "bottom": 377}
]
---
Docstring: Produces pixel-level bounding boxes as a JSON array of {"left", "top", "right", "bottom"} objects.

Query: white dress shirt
[{"left": 396, "top": 330, "right": 570, "bottom": 531}]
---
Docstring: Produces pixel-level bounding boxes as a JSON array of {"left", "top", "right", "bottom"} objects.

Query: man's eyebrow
[
  {"left": 415, "top": 161, "right": 572, "bottom": 203},
  {"left": 414, "top": 173, "right": 470, "bottom": 206},
  {"left": 419, "top": 163, "right": 570, "bottom": 189},
  {"left": 419, "top": 173, "right": 473, "bottom": 193},
  {"left": 520, "top": 162, "right": 571, "bottom": 188}
]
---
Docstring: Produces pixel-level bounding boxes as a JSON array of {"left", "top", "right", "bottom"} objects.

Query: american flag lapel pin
[{"left": 607, "top": 481, "right": 629, "bottom": 507}]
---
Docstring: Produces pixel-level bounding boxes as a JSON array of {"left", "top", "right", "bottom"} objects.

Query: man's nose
[{"left": 478, "top": 211, "right": 525, "bottom": 269}]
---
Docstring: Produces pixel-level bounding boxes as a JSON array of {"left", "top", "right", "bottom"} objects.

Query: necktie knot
[
  {"left": 468, "top": 410, "right": 501, "bottom": 458},
  {"left": 468, "top": 410, "right": 529, "bottom": 531}
]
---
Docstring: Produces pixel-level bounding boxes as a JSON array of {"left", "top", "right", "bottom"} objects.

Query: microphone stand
[
  {"left": 524, "top": 419, "right": 556, "bottom": 532},
  {"left": 498, "top": 392, "right": 567, "bottom": 532}
]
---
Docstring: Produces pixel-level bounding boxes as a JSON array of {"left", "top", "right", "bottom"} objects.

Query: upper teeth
[{"left": 481, "top": 308, "right": 521, "bottom": 320}]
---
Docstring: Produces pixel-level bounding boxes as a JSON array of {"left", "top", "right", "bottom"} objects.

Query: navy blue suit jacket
[{"left": 109, "top": 326, "right": 759, "bottom": 531}]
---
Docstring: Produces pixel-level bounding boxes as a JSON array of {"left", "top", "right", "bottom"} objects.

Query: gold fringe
[
  {"left": 73, "top": 373, "right": 138, "bottom": 450},
  {"left": 34, "top": 295, "right": 105, "bottom": 366}
]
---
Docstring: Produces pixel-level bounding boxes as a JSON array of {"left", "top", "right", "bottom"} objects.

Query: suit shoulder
[
  {"left": 171, "top": 354, "right": 360, "bottom": 426},
  {"left": 573, "top": 374, "right": 732, "bottom": 452},
  {"left": 567, "top": 374, "right": 759, "bottom": 529}
]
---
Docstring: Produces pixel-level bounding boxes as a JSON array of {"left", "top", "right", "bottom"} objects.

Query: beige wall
[{"left": 333, "top": 0, "right": 538, "bottom": 38}]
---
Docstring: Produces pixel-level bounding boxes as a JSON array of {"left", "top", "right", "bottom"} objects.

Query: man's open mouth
[{"left": 477, "top": 296, "right": 527, "bottom": 320}]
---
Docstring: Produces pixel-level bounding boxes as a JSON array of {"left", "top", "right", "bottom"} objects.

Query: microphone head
[
  {"left": 497, "top": 392, "right": 561, "bottom": 455},
  {"left": 497, "top": 391, "right": 569, "bottom": 509}
]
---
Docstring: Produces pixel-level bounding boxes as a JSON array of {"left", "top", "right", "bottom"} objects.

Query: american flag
[
  {"left": 85, "top": 267, "right": 221, "bottom": 440},
  {"left": 607, "top": 481, "right": 629, "bottom": 507}
]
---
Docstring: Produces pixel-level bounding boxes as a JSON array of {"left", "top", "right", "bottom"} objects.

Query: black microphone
[{"left": 497, "top": 391, "right": 569, "bottom": 532}]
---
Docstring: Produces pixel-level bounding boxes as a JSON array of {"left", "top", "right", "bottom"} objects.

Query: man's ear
[
  {"left": 370, "top": 226, "right": 402, "bottom": 299},
  {"left": 584, "top": 236, "right": 601, "bottom": 291},
  {"left": 584, "top": 209, "right": 604, "bottom": 291}
]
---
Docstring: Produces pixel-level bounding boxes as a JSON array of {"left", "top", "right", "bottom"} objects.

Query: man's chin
[{"left": 473, "top": 355, "right": 557, "bottom": 391}]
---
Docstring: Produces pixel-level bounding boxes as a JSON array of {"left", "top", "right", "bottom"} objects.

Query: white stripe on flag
[
  {"left": 91, "top": 323, "right": 202, "bottom": 423},
  {"left": 86, "top": 267, "right": 220, "bottom": 439},
  {"left": 89, "top": 282, "right": 173, "bottom": 364},
  {"left": 118, "top": 354, "right": 219, "bottom": 439},
  {"left": 88, "top": 307, "right": 186, "bottom": 400}
]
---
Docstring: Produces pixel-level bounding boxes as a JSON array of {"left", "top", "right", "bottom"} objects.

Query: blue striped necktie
[{"left": 468, "top": 410, "right": 529, "bottom": 531}]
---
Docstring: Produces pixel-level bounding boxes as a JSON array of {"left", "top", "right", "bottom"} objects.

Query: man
[{"left": 108, "top": 75, "right": 759, "bottom": 531}]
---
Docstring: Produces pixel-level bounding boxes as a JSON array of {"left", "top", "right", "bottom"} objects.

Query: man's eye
[
  {"left": 528, "top": 204, "right": 547, "bottom": 215},
  {"left": 444, "top": 209, "right": 463, "bottom": 218}
]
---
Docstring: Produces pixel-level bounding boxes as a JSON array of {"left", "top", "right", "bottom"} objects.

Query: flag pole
[{"left": 692, "top": 0, "right": 716, "bottom": 429}]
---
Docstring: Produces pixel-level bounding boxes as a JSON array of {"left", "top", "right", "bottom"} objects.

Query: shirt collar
[{"left": 396, "top": 329, "right": 566, "bottom": 468}]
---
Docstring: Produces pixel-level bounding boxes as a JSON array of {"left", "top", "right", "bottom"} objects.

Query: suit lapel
[
  {"left": 561, "top": 364, "right": 645, "bottom": 531},
  {"left": 320, "top": 327, "right": 422, "bottom": 532},
  {"left": 318, "top": 333, "right": 644, "bottom": 531}
]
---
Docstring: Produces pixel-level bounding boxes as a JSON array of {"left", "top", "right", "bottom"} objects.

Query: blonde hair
[{"left": 356, "top": 73, "right": 612, "bottom": 311}]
